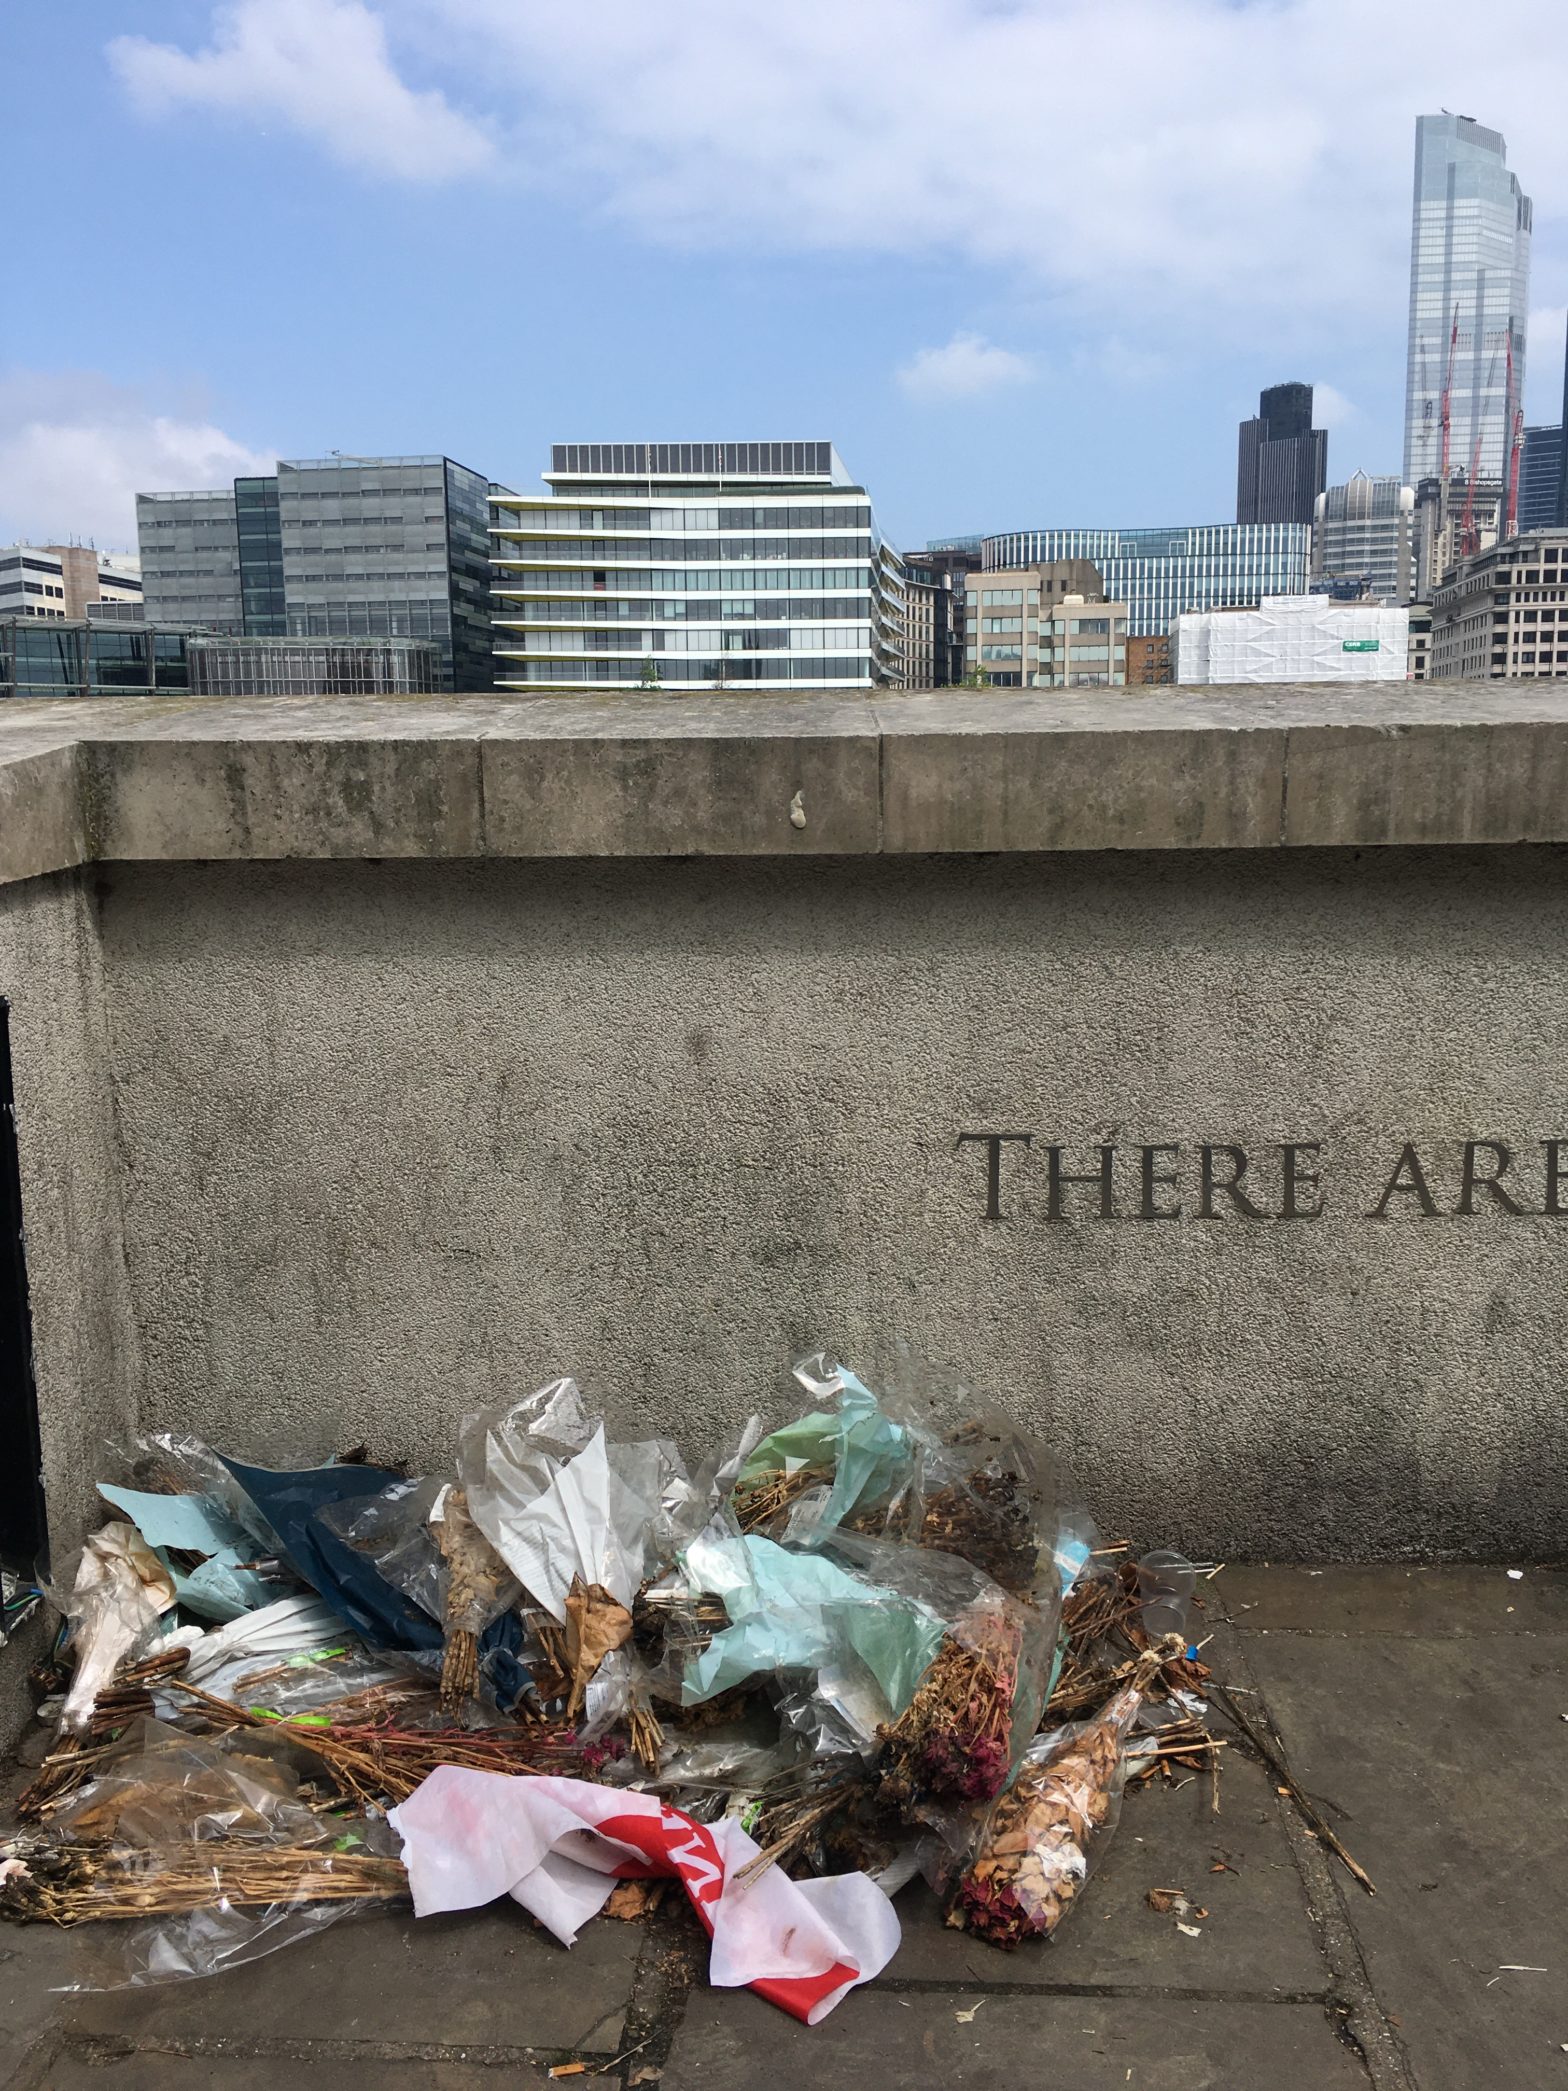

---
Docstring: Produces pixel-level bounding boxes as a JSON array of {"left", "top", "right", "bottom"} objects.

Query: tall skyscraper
[
  {"left": 1236, "top": 382, "right": 1327, "bottom": 526},
  {"left": 138, "top": 455, "right": 499, "bottom": 690},
  {"left": 1403, "top": 115, "right": 1532, "bottom": 490}
]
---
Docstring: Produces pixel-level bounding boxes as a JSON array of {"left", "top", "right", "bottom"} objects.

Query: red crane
[
  {"left": 1459, "top": 431, "right": 1484, "bottom": 556},
  {"left": 1439, "top": 304, "right": 1460, "bottom": 483},
  {"left": 1458, "top": 335, "right": 1503, "bottom": 558},
  {"left": 1504, "top": 333, "right": 1524, "bottom": 538}
]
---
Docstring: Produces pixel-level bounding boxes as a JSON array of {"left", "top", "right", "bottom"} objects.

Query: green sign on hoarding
[{"left": 1342, "top": 640, "right": 1381, "bottom": 652}]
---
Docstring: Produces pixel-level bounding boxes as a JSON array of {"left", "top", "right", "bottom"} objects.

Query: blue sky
[{"left": 4, "top": 0, "right": 1567, "bottom": 553}]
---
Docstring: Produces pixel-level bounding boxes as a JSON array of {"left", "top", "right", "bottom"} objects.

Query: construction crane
[
  {"left": 1504, "top": 333, "right": 1524, "bottom": 539},
  {"left": 1439, "top": 304, "right": 1460, "bottom": 484},
  {"left": 1458, "top": 337, "right": 1502, "bottom": 559}
]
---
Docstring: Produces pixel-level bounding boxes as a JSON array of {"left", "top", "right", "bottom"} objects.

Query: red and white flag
[{"left": 390, "top": 1768, "right": 900, "bottom": 2023}]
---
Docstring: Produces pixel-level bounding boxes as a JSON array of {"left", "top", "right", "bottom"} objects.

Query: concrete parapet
[{"left": 6, "top": 685, "right": 1568, "bottom": 875}]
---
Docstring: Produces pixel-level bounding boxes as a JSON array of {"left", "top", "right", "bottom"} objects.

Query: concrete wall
[
  {"left": 97, "top": 848, "right": 1568, "bottom": 1562},
  {"left": 0, "top": 871, "right": 138, "bottom": 1569}
]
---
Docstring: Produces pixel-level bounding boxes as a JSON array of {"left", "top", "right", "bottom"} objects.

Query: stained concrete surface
[
  {"left": 11, "top": 686, "right": 1568, "bottom": 882},
  {"left": 4, "top": 1566, "right": 1563, "bottom": 2090}
]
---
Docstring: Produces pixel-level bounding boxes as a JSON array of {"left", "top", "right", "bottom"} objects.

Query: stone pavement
[{"left": 2, "top": 1565, "right": 1563, "bottom": 2090}]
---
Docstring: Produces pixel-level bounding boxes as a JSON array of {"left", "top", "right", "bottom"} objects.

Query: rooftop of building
[{"left": 545, "top": 442, "right": 848, "bottom": 484}]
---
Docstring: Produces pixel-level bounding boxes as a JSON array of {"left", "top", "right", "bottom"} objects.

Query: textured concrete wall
[
  {"left": 94, "top": 850, "right": 1568, "bottom": 1561},
  {"left": 0, "top": 871, "right": 138, "bottom": 1568}
]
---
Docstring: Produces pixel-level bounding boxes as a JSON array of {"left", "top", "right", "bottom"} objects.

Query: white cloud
[
  {"left": 0, "top": 373, "right": 276, "bottom": 551},
  {"left": 1311, "top": 383, "right": 1358, "bottom": 429},
  {"left": 897, "top": 332, "right": 1034, "bottom": 402},
  {"left": 109, "top": 0, "right": 492, "bottom": 181},
  {"left": 104, "top": 0, "right": 1568, "bottom": 347},
  {"left": 423, "top": 0, "right": 1568, "bottom": 334}
]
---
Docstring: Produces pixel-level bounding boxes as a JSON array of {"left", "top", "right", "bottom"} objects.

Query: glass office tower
[
  {"left": 136, "top": 491, "right": 244, "bottom": 631},
  {"left": 1236, "top": 383, "right": 1327, "bottom": 526},
  {"left": 980, "top": 525, "right": 1308, "bottom": 637},
  {"left": 235, "top": 477, "right": 285, "bottom": 636},
  {"left": 490, "top": 442, "right": 904, "bottom": 687},
  {"left": 278, "top": 457, "right": 495, "bottom": 691},
  {"left": 138, "top": 458, "right": 498, "bottom": 689},
  {"left": 1518, "top": 427, "right": 1564, "bottom": 531},
  {"left": 1403, "top": 115, "right": 1532, "bottom": 489}
]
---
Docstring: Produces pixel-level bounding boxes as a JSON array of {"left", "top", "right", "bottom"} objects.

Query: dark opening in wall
[{"left": 0, "top": 999, "right": 45, "bottom": 1569}]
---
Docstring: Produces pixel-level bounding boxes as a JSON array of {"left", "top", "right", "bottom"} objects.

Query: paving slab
[
  {"left": 0, "top": 1922, "right": 82, "bottom": 2088},
  {"left": 1241, "top": 1624, "right": 1568, "bottom": 2091},
  {"left": 662, "top": 1990, "right": 1369, "bottom": 2090},
  {"left": 883, "top": 1744, "right": 1325, "bottom": 1995},
  {"left": 1221, "top": 1564, "right": 1568, "bottom": 1637},
  {"left": 62, "top": 1902, "right": 637, "bottom": 2057},
  {"left": 13, "top": 2046, "right": 552, "bottom": 2089}
]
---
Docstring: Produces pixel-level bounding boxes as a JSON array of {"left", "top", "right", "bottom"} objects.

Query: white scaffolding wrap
[{"left": 1174, "top": 596, "right": 1409, "bottom": 684}]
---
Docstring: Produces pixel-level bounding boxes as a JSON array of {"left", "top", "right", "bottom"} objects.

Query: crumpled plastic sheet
[
  {"left": 36, "top": 1720, "right": 403, "bottom": 1991},
  {"left": 97, "top": 1483, "right": 277, "bottom": 1625},
  {"left": 677, "top": 1531, "right": 944, "bottom": 1716},
  {"left": 53, "top": 1525, "right": 176, "bottom": 1736},
  {"left": 737, "top": 1356, "right": 917, "bottom": 1536},
  {"left": 389, "top": 1766, "right": 900, "bottom": 2023},
  {"left": 220, "top": 1458, "right": 532, "bottom": 1712}
]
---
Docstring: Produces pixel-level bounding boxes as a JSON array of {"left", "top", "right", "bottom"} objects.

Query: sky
[{"left": 3, "top": 0, "right": 1568, "bottom": 555}]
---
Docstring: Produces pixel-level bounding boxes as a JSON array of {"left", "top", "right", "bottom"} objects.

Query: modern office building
[
  {"left": 186, "top": 635, "right": 439, "bottom": 698},
  {"left": 138, "top": 455, "right": 498, "bottom": 689},
  {"left": 1312, "top": 474, "right": 1415, "bottom": 603},
  {"left": 980, "top": 525, "right": 1309, "bottom": 637},
  {"left": 0, "top": 617, "right": 192, "bottom": 701},
  {"left": 913, "top": 541, "right": 983, "bottom": 684},
  {"left": 1174, "top": 597, "right": 1409, "bottom": 684},
  {"left": 901, "top": 568, "right": 940, "bottom": 687},
  {"left": 490, "top": 442, "right": 904, "bottom": 688},
  {"left": 0, "top": 617, "right": 440, "bottom": 702},
  {"left": 0, "top": 546, "right": 142, "bottom": 623},
  {"left": 1430, "top": 527, "right": 1568, "bottom": 679},
  {"left": 1518, "top": 426, "right": 1564, "bottom": 531},
  {"left": 1413, "top": 472, "right": 1503, "bottom": 598},
  {"left": 962, "top": 563, "right": 1127, "bottom": 687},
  {"left": 136, "top": 490, "right": 245, "bottom": 631},
  {"left": 1236, "top": 382, "right": 1327, "bottom": 526},
  {"left": 1403, "top": 115, "right": 1532, "bottom": 490}
]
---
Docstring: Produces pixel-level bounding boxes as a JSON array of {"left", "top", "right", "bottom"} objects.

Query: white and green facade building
[{"left": 490, "top": 442, "right": 904, "bottom": 689}]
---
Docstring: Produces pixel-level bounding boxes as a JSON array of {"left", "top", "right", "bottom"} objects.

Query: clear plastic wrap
[
  {"left": 457, "top": 1377, "right": 595, "bottom": 1567},
  {"left": 220, "top": 1460, "right": 534, "bottom": 1715},
  {"left": 111, "top": 1430, "right": 277, "bottom": 1548},
  {"left": 942, "top": 1677, "right": 1143, "bottom": 1947},
  {"left": 1135, "top": 1549, "right": 1197, "bottom": 1643},
  {"left": 661, "top": 1529, "right": 944, "bottom": 1720},
  {"left": 316, "top": 1477, "right": 522, "bottom": 1715},
  {"left": 820, "top": 1531, "right": 1059, "bottom": 1817},
  {"left": 730, "top": 1355, "right": 919, "bottom": 1538},
  {"left": 49, "top": 1526, "right": 177, "bottom": 1736},
  {"left": 180, "top": 1593, "right": 357, "bottom": 1685},
  {"left": 0, "top": 1720, "right": 406, "bottom": 1988}
]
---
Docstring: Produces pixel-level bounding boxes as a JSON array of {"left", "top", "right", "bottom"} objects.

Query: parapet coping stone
[{"left": 3, "top": 682, "right": 1568, "bottom": 883}]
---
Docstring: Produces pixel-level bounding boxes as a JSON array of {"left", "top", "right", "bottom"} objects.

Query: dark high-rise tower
[{"left": 1236, "top": 382, "right": 1328, "bottom": 526}]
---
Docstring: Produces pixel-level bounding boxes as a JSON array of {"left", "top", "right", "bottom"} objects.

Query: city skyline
[{"left": 4, "top": 3, "right": 1568, "bottom": 554}]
